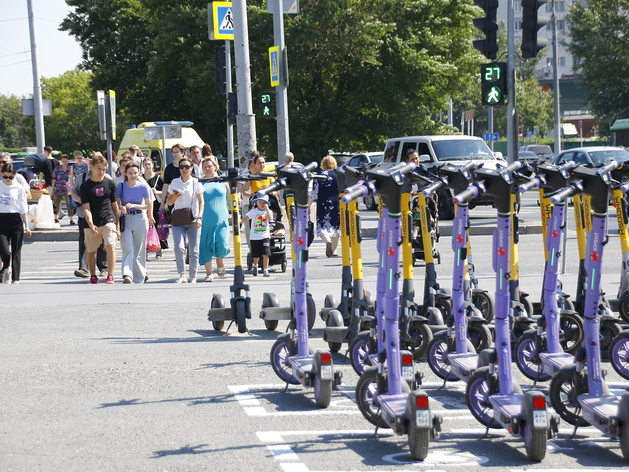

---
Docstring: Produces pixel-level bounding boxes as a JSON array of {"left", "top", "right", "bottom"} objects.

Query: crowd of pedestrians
[{"left": 4, "top": 146, "right": 336, "bottom": 285}]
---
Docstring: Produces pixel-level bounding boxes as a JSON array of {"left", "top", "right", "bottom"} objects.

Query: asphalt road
[{"left": 2, "top": 192, "right": 629, "bottom": 471}]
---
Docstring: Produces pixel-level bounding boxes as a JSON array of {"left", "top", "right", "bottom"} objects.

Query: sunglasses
[
  {"left": 3, "top": 174, "right": 16, "bottom": 180},
  {"left": 179, "top": 165, "right": 192, "bottom": 170}
]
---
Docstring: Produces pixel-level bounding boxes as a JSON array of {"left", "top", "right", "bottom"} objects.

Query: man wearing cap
[{"left": 241, "top": 193, "right": 273, "bottom": 277}]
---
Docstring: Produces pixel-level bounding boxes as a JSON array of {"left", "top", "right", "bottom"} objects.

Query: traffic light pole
[
  {"left": 507, "top": 0, "right": 517, "bottom": 163},
  {"left": 225, "top": 40, "right": 235, "bottom": 169},
  {"left": 232, "top": 0, "right": 257, "bottom": 168},
  {"left": 272, "top": 0, "right": 290, "bottom": 165},
  {"left": 551, "top": 0, "right": 561, "bottom": 154}
]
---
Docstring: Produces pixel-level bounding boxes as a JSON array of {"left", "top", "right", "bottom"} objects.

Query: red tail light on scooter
[
  {"left": 532, "top": 396, "right": 546, "bottom": 409},
  {"left": 402, "top": 354, "right": 413, "bottom": 366},
  {"left": 321, "top": 352, "right": 331, "bottom": 365},
  {"left": 416, "top": 394, "right": 429, "bottom": 409}
]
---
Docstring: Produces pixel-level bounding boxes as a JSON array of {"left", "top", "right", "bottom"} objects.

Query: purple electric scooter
[
  {"left": 461, "top": 161, "right": 558, "bottom": 461},
  {"left": 262, "top": 162, "right": 342, "bottom": 408},
  {"left": 344, "top": 162, "right": 442, "bottom": 460},
  {"left": 548, "top": 162, "right": 629, "bottom": 461}
]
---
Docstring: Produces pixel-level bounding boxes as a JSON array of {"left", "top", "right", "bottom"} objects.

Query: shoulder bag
[
  {"left": 118, "top": 183, "right": 125, "bottom": 232},
  {"left": 171, "top": 183, "right": 194, "bottom": 226}
]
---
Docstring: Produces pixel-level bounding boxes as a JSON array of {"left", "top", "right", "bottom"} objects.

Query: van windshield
[{"left": 433, "top": 140, "right": 495, "bottom": 161}]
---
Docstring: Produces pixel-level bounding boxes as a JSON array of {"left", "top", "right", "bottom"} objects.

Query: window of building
[
  {"left": 515, "top": 2, "right": 522, "bottom": 11},
  {"left": 557, "top": 1, "right": 565, "bottom": 12},
  {"left": 546, "top": 2, "right": 553, "bottom": 12},
  {"left": 515, "top": 20, "right": 522, "bottom": 31},
  {"left": 558, "top": 20, "right": 565, "bottom": 31},
  {"left": 559, "top": 57, "right": 566, "bottom": 67}
]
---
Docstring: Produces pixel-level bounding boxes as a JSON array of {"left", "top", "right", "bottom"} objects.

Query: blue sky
[{"left": 0, "top": 0, "right": 84, "bottom": 97}]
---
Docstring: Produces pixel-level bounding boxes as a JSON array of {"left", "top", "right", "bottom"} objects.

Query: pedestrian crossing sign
[
  {"left": 209, "top": 2, "right": 235, "bottom": 41},
  {"left": 269, "top": 46, "right": 280, "bottom": 87}
]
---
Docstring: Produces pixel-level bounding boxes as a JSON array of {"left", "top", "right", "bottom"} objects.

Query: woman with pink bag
[{"left": 142, "top": 157, "right": 166, "bottom": 258}]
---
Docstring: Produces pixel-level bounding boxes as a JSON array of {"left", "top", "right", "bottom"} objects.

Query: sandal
[
  {"left": 217, "top": 266, "right": 226, "bottom": 277},
  {"left": 205, "top": 274, "right": 214, "bottom": 282}
]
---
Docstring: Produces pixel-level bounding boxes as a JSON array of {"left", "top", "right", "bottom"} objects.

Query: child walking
[{"left": 241, "top": 194, "right": 273, "bottom": 276}]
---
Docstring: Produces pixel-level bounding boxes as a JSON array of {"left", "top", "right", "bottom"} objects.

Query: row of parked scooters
[{"left": 205, "top": 158, "right": 629, "bottom": 462}]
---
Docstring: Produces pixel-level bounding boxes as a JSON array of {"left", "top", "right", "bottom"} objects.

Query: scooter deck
[
  {"left": 539, "top": 352, "right": 573, "bottom": 376},
  {"left": 289, "top": 355, "right": 313, "bottom": 385},
  {"left": 489, "top": 394, "right": 523, "bottom": 430},
  {"left": 378, "top": 393, "right": 408, "bottom": 430},
  {"left": 260, "top": 306, "right": 292, "bottom": 321},
  {"left": 207, "top": 307, "right": 232, "bottom": 321},
  {"left": 578, "top": 394, "right": 620, "bottom": 436},
  {"left": 448, "top": 352, "right": 479, "bottom": 382}
]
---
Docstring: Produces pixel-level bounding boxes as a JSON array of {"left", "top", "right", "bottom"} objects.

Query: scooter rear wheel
[
  {"left": 314, "top": 374, "right": 332, "bottom": 408},
  {"left": 609, "top": 331, "right": 629, "bottom": 380},
  {"left": 326, "top": 310, "right": 344, "bottom": 353},
  {"left": 559, "top": 311, "right": 583, "bottom": 354},
  {"left": 262, "top": 292, "right": 280, "bottom": 331},
  {"left": 619, "top": 298, "right": 629, "bottom": 324},
  {"left": 307, "top": 293, "right": 316, "bottom": 331},
  {"left": 210, "top": 294, "right": 226, "bottom": 331},
  {"left": 523, "top": 420, "right": 547, "bottom": 462},
  {"left": 514, "top": 331, "right": 551, "bottom": 382},
  {"left": 349, "top": 331, "right": 372, "bottom": 376},
  {"left": 465, "top": 367, "right": 501, "bottom": 428},
  {"left": 548, "top": 371, "right": 588, "bottom": 426},
  {"left": 405, "top": 322, "right": 433, "bottom": 360},
  {"left": 408, "top": 425, "right": 430, "bottom": 461},
  {"left": 620, "top": 420, "right": 629, "bottom": 461},
  {"left": 270, "top": 337, "right": 301, "bottom": 385},
  {"left": 600, "top": 321, "right": 622, "bottom": 361},
  {"left": 472, "top": 289, "right": 495, "bottom": 323},
  {"left": 468, "top": 323, "right": 492, "bottom": 353}
]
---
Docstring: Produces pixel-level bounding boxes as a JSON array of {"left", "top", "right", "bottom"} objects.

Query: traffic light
[
  {"left": 259, "top": 91, "right": 275, "bottom": 118},
  {"left": 215, "top": 46, "right": 227, "bottom": 94},
  {"left": 472, "top": 0, "right": 499, "bottom": 60},
  {"left": 521, "top": 0, "right": 549, "bottom": 59},
  {"left": 481, "top": 63, "right": 506, "bottom": 107},
  {"left": 227, "top": 92, "right": 237, "bottom": 125}
]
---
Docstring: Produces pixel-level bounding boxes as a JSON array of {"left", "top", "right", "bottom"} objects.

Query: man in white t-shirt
[{"left": 0, "top": 153, "right": 31, "bottom": 200}]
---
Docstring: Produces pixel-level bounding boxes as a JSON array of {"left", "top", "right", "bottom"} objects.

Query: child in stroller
[
  {"left": 246, "top": 192, "right": 288, "bottom": 273},
  {"left": 410, "top": 193, "right": 440, "bottom": 266}
]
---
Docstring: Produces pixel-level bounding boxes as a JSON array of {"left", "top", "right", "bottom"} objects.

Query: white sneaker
[
  {"left": 263, "top": 270, "right": 270, "bottom": 277},
  {"left": 189, "top": 278, "right": 197, "bottom": 284},
  {"left": 2, "top": 267, "right": 11, "bottom": 284},
  {"left": 176, "top": 274, "right": 187, "bottom": 283}
]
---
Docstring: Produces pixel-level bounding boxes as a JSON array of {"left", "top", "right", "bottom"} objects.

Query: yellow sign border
[
  {"left": 269, "top": 46, "right": 280, "bottom": 87},
  {"left": 213, "top": 1, "right": 234, "bottom": 41}
]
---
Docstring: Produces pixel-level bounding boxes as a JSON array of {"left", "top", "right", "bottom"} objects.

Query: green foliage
[
  {"left": 0, "top": 94, "right": 30, "bottom": 149},
  {"left": 36, "top": 70, "right": 103, "bottom": 152},
  {"left": 566, "top": 0, "right": 629, "bottom": 135}
]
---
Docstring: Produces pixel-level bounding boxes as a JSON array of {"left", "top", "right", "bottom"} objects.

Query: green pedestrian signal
[
  {"left": 259, "top": 91, "right": 275, "bottom": 118},
  {"left": 481, "top": 63, "right": 506, "bottom": 107}
]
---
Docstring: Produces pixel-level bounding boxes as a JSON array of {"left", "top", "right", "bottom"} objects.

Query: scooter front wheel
[
  {"left": 465, "top": 367, "right": 501, "bottom": 428},
  {"left": 609, "top": 331, "right": 629, "bottom": 380},
  {"left": 307, "top": 293, "right": 317, "bottom": 331},
  {"left": 472, "top": 289, "right": 495, "bottom": 323},
  {"left": 408, "top": 425, "right": 430, "bottom": 461},
  {"left": 326, "top": 310, "right": 344, "bottom": 353},
  {"left": 355, "top": 367, "right": 389, "bottom": 428},
  {"left": 314, "top": 374, "right": 332, "bottom": 408},
  {"left": 406, "top": 321, "right": 433, "bottom": 360},
  {"left": 270, "top": 337, "right": 300, "bottom": 385},
  {"left": 262, "top": 292, "right": 280, "bottom": 331},
  {"left": 236, "top": 299, "right": 247, "bottom": 333},
  {"left": 426, "top": 337, "right": 456, "bottom": 381},
  {"left": 514, "top": 331, "right": 550, "bottom": 382},
  {"left": 548, "top": 371, "right": 588, "bottom": 426},
  {"left": 350, "top": 331, "right": 372, "bottom": 376},
  {"left": 210, "top": 294, "right": 226, "bottom": 331},
  {"left": 523, "top": 420, "right": 547, "bottom": 462}
]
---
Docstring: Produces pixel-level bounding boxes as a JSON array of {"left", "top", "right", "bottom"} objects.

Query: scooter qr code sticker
[
  {"left": 402, "top": 366, "right": 414, "bottom": 381},
  {"left": 533, "top": 410, "right": 548, "bottom": 428},
  {"left": 416, "top": 410, "right": 430, "bottom": 427},
  {"left": 321, "top": 365, "right": 333, "bottom": 380}
]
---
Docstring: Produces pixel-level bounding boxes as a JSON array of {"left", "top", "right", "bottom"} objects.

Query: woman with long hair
[{"left": 0, "top": 163, "right": 32, "bottom": 283}]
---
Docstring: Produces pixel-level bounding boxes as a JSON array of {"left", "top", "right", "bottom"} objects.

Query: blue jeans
[{"left": 172, "top": 223, "right": 200, "bottom": 280}]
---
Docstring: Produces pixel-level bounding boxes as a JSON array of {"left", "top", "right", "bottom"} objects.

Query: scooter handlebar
[
  {"left": 550, "top": 181, "right": 582, "bottom": 204},
  {"left": 343, "top": 165, "right": 363, "bottom": 177},
  {"left": 304, "top": 161, "right": 319, "bottom": 172},
  {"left": 342, "top": 184, "right": 369, "bottom": 204},
  {"left": 517, "top": 178, "right": 541, "bottom": 194},
  {"left": 390, "top": 161, "right": 417, "bottom": 175},
  {"left": 506, "top": 160, "right": 523, "bottom": 173},
  {"left": 452, "top": 183, "right": 482, "bottom": 205},
  {"left": 259, "top": 171, "right": 276, "bottom": 178},
  {"left": 601, "top": 160, "right": 620, "bottom": 173},
  {"left": 256, "top": 179, "right": 284, "bottom": 197},
  {"left": 421, "top": 179, "right": 445, "bottom": 196},
  {"left": 619, "top": 182, "right": 629, "bottom": 194}
]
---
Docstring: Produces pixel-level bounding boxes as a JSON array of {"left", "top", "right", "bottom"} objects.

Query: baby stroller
[
  {"left": 411, "top": 193, "right": 441, "bottom": 266},
  {"left": 246, "top": 192, "right": 288, "bottom": 273}
]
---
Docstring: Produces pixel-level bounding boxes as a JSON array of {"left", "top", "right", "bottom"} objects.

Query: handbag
[
  {"left": 147, "top": 226, "right": 161, "bottom": 253},
  {"left": 156, "top": 210, "right": 170, "bottom": 240},
  {"left": 118, "top": 183, "right": 126, "bottom": 232},
  {"left": 171, "top": 186, "right": 195, "bottom": 226}
]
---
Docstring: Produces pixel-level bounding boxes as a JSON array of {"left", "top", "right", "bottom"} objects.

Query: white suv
[{"left": 382, "top": 135, "right": 506, "bottom": 219}]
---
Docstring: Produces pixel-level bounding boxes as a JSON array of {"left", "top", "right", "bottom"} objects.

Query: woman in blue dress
[
  {"left": 199, "top": 156, "right": 231, "bottom": 282},
  {"left": 309, "top": 155, "right": 341, "bottom": 257}
]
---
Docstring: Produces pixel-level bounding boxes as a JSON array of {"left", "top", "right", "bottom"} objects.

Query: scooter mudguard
[
  {"left": 404, "top": 390, "right": 442, "bottom": 438},
  {"left": 520, "top": 390, "right": 552, "bottom": 432},
  {"left": 312, "top": 350, "right": 334, "bottom": 382},
  {"left": 425, "top": 306, "right": 444, "bottom": 326},
  {"left": 477, "top": 348, "right": 496, "bottom": 369},
  {"left": 469, "top": 314, "right": 488, "bottom": 325}
]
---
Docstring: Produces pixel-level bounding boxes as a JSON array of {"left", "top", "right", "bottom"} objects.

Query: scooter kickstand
[
  {"left": 371, "top": 415, "right": 382, "bottom": 439},
  {"left": 224, "top": 320, "right": 235, "bottom": 335},
  {"left": 569, "top": 423, "right": 580, "bottom": 439}
]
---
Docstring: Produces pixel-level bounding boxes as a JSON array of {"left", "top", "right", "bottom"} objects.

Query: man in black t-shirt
[
  {"left": 38, "top": 145, "right": 59, "bottom": 188},
  {"left": 80, "top": 154, "right": 120, "bottom": 284}
]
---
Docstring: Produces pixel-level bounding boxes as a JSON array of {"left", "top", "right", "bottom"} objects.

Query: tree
[
  {"left": 0, "top": 94, "right": 30, "bottom": 149},
  {"left": 565, "top": 0, "right": 629, "bottom": 135},
  {"left": 32, "top": 70, "right": 103, "bottom": 153}
]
